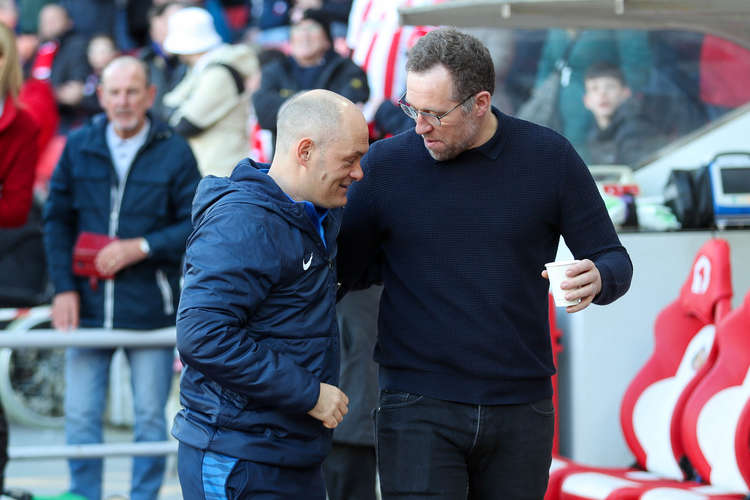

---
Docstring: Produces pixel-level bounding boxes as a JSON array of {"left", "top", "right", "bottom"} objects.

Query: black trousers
[
  {"left": 375, "top": 391, "right": 555, "bottom": 500},
  {"left": 323, "top": 443, "right": 377, "bottom": 500}
]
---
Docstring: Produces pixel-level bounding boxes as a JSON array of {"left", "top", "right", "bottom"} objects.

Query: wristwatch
[{"left": 139, "top": 238, "right": 151, "bottom": 256}]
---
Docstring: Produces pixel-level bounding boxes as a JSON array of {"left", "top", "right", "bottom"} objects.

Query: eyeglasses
[{"left": 398, "top": 93, "right": 474, "bottom": 127}]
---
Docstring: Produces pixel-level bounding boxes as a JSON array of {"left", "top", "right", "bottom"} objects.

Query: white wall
[{"left": 555, "top": 230, "right": 750, "bottom": 466}]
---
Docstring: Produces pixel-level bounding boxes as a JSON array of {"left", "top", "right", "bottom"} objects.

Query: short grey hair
[
  {"left": 406, "top": 28, "right": 495, "bottom": 110},
  {"left": 101, "top": 55, "right": 151, "bottom": 87},
  {"left": 275, "top": 90, "right": 349, "bottom": 153}
]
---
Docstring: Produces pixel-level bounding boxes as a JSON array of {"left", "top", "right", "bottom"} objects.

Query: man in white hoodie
[{"left": 163, "top": 6, "right": 258, "bottom": 177}]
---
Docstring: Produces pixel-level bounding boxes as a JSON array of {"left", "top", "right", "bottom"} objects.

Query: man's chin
[
  {"left": 113, "top": 121, "right": 140, "bottom": 136},
  {"left": 425, "top": 146, "right": 456, "bottom": 162}
]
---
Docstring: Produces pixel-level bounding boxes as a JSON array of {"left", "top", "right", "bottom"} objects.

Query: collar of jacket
[
  {"left": 0, "top": 96, "right": 19, "bottom": 132},
  {"left": 80, "top": 111, "right": 173, "bottom": 157},
  {"left": 209, "top": 158, "right": 343, "bottom": 241}
]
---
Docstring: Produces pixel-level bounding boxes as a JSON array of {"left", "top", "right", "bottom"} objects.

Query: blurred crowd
[
  {"left": 1, "top": 1, "right": 750, "bottom": 213},
  {"left": 2, "top": 1, "right": 750, "bottom": 497}
]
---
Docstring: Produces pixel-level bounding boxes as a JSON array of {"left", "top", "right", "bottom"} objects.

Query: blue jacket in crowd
[
  {"left": 43, "top": 114, "right": 201, "bottom": 329},
  {"left": 172, "top": 159, "right": 342, "bottom": 467}
]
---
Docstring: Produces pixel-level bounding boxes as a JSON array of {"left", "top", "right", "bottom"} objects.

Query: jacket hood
[{"left": 191, "top": 158, "right": 312, "bottom": 232}]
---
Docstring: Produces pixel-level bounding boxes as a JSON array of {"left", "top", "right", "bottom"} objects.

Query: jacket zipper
[
  {"left": 155, "top": 269, "right": 174, "bottom": 315},
  {"left": 104, "top": 139, "right": 147, "bottom": 328},
  {"left": 104, "top": 181, "right": 124, "bottom": 329}
]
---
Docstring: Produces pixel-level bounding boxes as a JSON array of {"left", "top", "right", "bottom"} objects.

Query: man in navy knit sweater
[{"left": 337, "top": 29, "right": 633, "bottom": 499}]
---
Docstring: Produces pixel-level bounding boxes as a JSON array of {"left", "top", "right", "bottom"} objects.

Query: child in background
[{"left": 583, "top": 62, "right": 663, "bottom": 167}]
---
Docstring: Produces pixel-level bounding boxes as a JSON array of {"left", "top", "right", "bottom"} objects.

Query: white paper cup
[{"left": 545, "top": 260, "right": 582, "bottom": 307}]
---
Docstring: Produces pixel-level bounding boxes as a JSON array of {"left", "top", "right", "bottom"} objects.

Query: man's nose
[
  {"left": 115, "top": 94, "right": 129, "bottom": 106},
  {"left": 350, "top": 161, "right": 364, "bottom": 181},
  {"left": 414, "top": 113, "right": 433, "bottom": 135}
]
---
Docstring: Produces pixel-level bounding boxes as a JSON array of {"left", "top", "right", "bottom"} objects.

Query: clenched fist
[{"left": 308, "top": 383, "right": 349, "bottom": 429}]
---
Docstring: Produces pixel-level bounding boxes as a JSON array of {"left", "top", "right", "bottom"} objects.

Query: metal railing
[{"left": 0, "top": 309, "right": 179, "bottom": 461}]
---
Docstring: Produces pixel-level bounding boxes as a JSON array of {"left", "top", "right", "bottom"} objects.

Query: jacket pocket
[{"left": 155, "top": 269, "right": 174, "bottom": 315}]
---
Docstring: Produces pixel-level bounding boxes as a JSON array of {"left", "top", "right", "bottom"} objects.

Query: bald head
[
  {"left": 269, "top": 89, "right": 369, "bottom": 208},
  {"left": 98, "top": 56, "right": 155, "bottom": 139},
  {"left": 101, "top": 56, "right": 150, "bottom": 88},
  {"left": 275, "top": 89, "right": 357, "bottom": 153}
]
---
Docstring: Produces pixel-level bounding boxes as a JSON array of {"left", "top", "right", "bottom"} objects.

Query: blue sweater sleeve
[
  {"left": 177, "top": 207, "right": 320, "bottom": 413},
  {"left": 557, "top": 141, "right": 633, "bottom": 305}
]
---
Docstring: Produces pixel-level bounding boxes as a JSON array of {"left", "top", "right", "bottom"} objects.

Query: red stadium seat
[{"left": 546, "top": 239, "right": 733, "bottom": 500}]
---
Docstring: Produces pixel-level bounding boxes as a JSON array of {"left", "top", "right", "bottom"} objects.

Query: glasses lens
[
  {"left": 399, "top": 100, "right": 442, "bottom": 127},
  {"left": 400, "top": 102, "right": 417, "bottom": 120},
  {"left": 422, "top": 113, "right": 440, "bottom": 128}
]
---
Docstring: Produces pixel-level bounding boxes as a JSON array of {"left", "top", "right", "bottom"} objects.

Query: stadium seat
[
  {"left": 545, "top": 238, "right": 733, "bottom": 500},
  {"left": 612, "top": 288, "right": 750, "bottom": 499}
]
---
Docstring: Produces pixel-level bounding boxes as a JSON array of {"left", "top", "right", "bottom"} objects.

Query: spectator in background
[
  {"left": 78, "top": 34, "right": 119, "bottom": 120},
  {"left": 252, "top": 10, "right": 368, "bottom": 144},
  {"left": 504, "top": 29, "right": 547, "bottom": 113},
  {"left": 0, "top": 0, "right": 16, "bottom": 28},
  {"left": 324, "top": 286, "right": 382, "bottom": 500},
  {"left": 583, "top": 62, "right": 663, "bottom": 167},
  {"left": 138, "top": 1, "right": 187, "bottom": 124},
  {"left": 1, "top": 22, "right": 39, "bottom": 228},
  {"left": 43, "top": 56, "right": 201, "bottom": 500},
  {"left": 2, "top": 0, "right": 60, "bottom": 195},
  {"left": 642, "top": 30, "right": 706, "bottom": 139},
  {"left": 3, "top": 0, "right": 40, "bottom": 83},
  {"left": 254, "top": 0, "right": 291, "bottom": 46},
  {"left": 530, "top": 29, "right": 651, "bottom": 160},
  {"left": 17, "top": 0, "right": 53, "bottom": 34},
  {"left": 35, "top": 3, "right": 90, "bottom": 132},
  {"left": 163, "top": 6, "right": 258, "bottom": 176},
  {"left": 290, "top": 0, "right": 352, "bottom": 47},
  {"left": 59, "top": 0, "right": 115, "bottom": 38},
  {"left": 373, "top": 97, "right": 412, "bottom": 137}
]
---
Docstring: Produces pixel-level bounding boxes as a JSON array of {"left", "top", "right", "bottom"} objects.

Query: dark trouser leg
[
  {"left": 468, "top": 399, "right": 555, "bottom": 500},
  {"left": 376, "top": 391, "right": 555, "bottom": 500},
  {"left": 178, "top": 441, "right": 327, "bottom": 500},
  {"left": 323, "top": 442, "right": 377, "bottom": 500},
  {"left": 375, "top": 391, "right": 473, "bottom": 500}
]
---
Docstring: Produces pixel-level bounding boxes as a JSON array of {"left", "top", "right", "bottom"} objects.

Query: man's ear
[
  {"left": 295, "top": 137, "right": 314, "bottom": 166},
  {"left": 474, "top": 90, "right": 492, "bottom": 116}
]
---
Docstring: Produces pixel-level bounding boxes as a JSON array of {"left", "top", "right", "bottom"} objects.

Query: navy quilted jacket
[
  {"left": 43, "top": 114, "right": 200, "bottom": 329},
  {"left": 172, "top": 159, "right": 342, "bottom": 467}
]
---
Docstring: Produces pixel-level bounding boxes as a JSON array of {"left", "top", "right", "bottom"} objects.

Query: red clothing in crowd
[
  {"left": 19, "top": 78, "right": 59, "bottom": 153},
  {"left": 0, "top": 96, "right": 39, "bottom": 228},
  {"left": 700, "top": 35, "right": 750, "bottom": 108}
]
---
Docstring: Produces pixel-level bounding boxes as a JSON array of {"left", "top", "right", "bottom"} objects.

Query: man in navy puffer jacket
[{"left": 173, "top": 89, "right": 369, "bottom": 499}]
